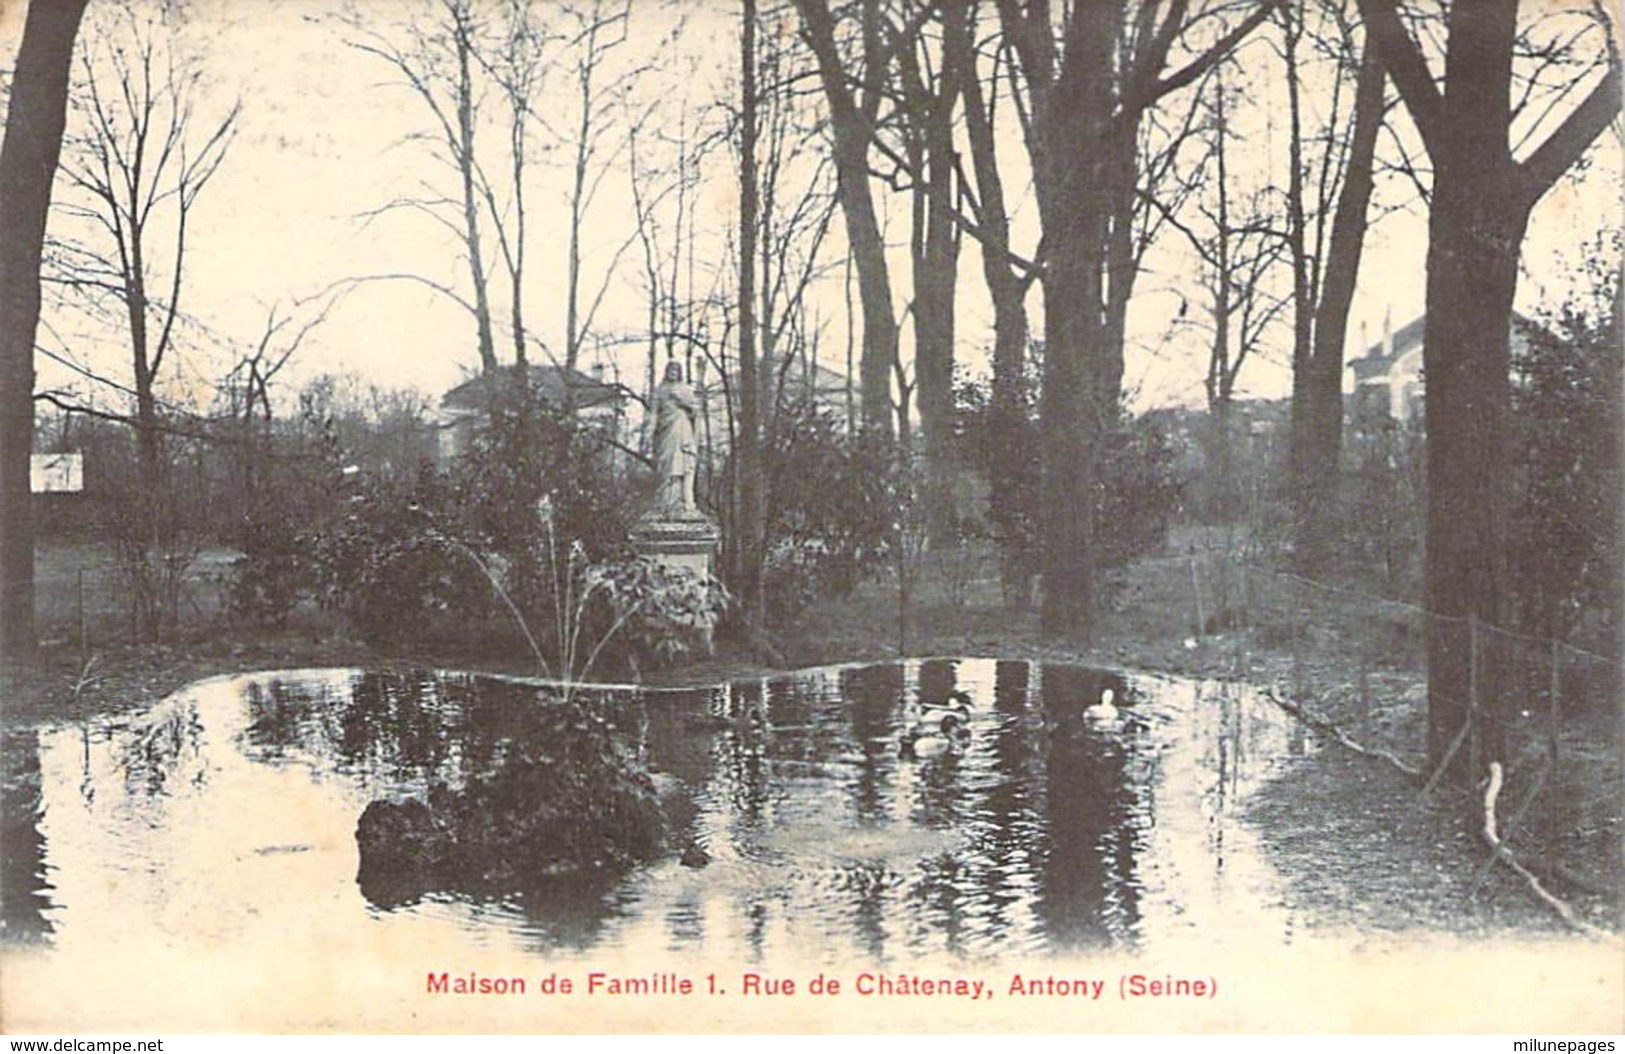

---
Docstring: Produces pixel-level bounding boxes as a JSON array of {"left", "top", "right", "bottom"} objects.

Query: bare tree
[
  {"left": 48, "top": 9, "right": 238, "bottom": 640},
  {"left": 1282, "top": 1, "right": 1387, "bottom": 573},
  {"left": 884, "top": 1, "right": 964, "bottom": 543},
  {"left": 1357, "top": 0, "right": 1620, "bottom": 779},
  {"left": 346, "top": 0, "right": 503, "bottom": 374},
  {"left": 944, "top": 1, "right": 1038, "bottom": 602},
  {"left": 1160, "top": 73, "right": 1289, "bottom": 519},
  {"left": 477, "top": 0, "right": 554, "bottom": 367},
  {"left": 794, "top": 0, "right": 900, "bottom": 436},
  {"left": 737, "top": 0, "right": 766, "bottom": 618},
  {"left": 219, "top": 297, "right": 339, "bottom": 529},
  {"left": 995, "top": 0, "right": 1274, "bottom": 639},
  {"left": 560, "top": 0, "right": 655, "bottom": 375},
  {"left": 56, "top": 11, "right": 239, "bottom": 489},
  {"left": 0, "top": 0, "right": 88, "bottom": 659}
]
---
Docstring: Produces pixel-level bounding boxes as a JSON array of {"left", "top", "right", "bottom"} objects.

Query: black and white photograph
[{"left": 1, "top": 0, "right": 1620, "bottom": 1037}]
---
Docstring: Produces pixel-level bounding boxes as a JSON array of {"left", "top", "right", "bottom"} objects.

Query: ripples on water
[{"left": 2, "top": 659, "right": 1317, "bottom": 965}]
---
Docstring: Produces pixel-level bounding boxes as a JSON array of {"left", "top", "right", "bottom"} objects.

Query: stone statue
[{"left": 650, "top": 359, "right": 698, "bottom": 514}]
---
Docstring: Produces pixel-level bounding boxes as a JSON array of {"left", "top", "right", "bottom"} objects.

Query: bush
[
  {"left": 955, "top": 371, "right": 1184, "bottom": 589},
  {"left": 354, "top": 689, "right": 665, "bottom": 904},
  {"left": 1511, "top": 253, "right": 1622, "bottom": 648},
  {"left": 227, "top": 516, "right": 309, "bottom": 627},
  {"left": 228, "top": 370, "right": 649, "bottom": 658},
  {"left": 754, "top": 404, "right": 897, "bottom": 623}
]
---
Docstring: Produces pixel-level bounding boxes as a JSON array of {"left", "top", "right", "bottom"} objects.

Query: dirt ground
[{"left": 4, "top": 537, "right": 1619, "bottom": 945}]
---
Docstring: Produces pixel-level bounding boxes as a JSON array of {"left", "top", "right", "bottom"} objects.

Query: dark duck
[{"left": 899, "top": 689, "right": 973, "bottom": 759}]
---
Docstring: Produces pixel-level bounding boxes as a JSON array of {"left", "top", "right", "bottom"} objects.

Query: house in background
[
  {"left": 691, "top": 354, "right": 852, "bottom": 459},
  {"left": 433, "top": 363, "right": 627, "bottom": 466},
  {"left": 1349, "top": 312, "right": 1426, "bottom": 422},
  {"left": 1347, "top": 310, "right": 1545, "bottom": 424}
]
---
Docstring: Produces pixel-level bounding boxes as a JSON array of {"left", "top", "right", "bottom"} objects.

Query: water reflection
[
  {"left": 1, "top": 730, "right": 53, "bottom": 943},
  {"left": 3, "top": 660, "right": 1309, "bottom": 964}
]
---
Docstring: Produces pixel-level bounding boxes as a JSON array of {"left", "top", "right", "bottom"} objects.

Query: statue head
[{"left": 663, "top": 360, "right": 685, "bottom": 384}]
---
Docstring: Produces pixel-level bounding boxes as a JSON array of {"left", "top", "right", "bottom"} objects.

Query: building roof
[
  {"left": 1348, "top": 312, "right": 1550, "bottom": 381},
  {"left": 697, "top": 357, "right": 849, "bottom": 401},
  {"left": 441, "top": 363, "right": 624, "bottom": 412},
  {"left": 1349, "top": 316, "right": 1426, "bottom": 381}
]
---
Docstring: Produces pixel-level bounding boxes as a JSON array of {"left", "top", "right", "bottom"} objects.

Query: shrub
[
  {"left": 754, "top": 404, "right": 897, "bottom": 623},
  {"left": 955, "top": 371, "right": 1184, "bottom": 589},
  {"left": 1511, "top": 253, "right": 1622, "bottom": 648},
  {"left": 227, "top": 516, "right": 309, "bottom": 627},
  {"left": 354, "top": 688, "right": 665, "bottom": 904}
]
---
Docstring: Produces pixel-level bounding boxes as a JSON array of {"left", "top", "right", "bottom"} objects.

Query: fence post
[
  {"left": 77, "top": 568, "right": 87, "bottom": 662},
  {"left": 1547, "top": 637, "right": 1562, "bottom": 837},
  {"left": 1291, "top": 577, "right": 1304, "bottom": 699},
  {"left": 1357, "top": 654, "right": 1369, "bottom": 725},
  {"left": 1547, "top": 638, "right": 1562, "bottom": 769},
  {"left": 1238, "top": 561, "right": 1249, "bottom": 630},
  {"left": 1468, "top": 613, "right": 1481, "bottom": 782},
  {"left": 1189, "top": 550, "right": 1205, "bottom": 638}
]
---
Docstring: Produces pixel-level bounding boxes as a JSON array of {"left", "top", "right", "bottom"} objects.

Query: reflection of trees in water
[
  {"left": 1207, "top": 687, "right": 1240, "bottom": 869},
  {"left": 958, "top": 662, "right": 1041, "bottom": 945},
  {"left": 229, "top": 661, "right": 1230, "bottom": 958},
  {"left": 1039, "top": 730, "right": 1137, "bottom": 948},
  {"left": 839, "top": 663, "right": 904, "bottom": 825},
  {"left": 907, "top": 659, "right": 972, "bottom": 830},
  {"left": 119, "top": 701, "right": 207, "bottom": 796},
  {"left": 645, "top": 659, "right": 1160, "bottom": 957},
  {"left": 242, "top": 672, "right": 649, "bottom": 795},
  {"left": 1198, "top": 683, "right": 1277, "bottom": 873},
  {"left": 710, "top": 680, "right": 773, "bottom": 831},
  {"left": 240, "top": 671, "right": 661, "bottom": 950},
  {"left": 1, "top": 731, "right": 53, "bottom": 944},
  {"left": 1034, "top": 664, "right": 1146, "bottom": 951},
  {"left": 240, "top": 679, "right": 344, "bottom": 763}
]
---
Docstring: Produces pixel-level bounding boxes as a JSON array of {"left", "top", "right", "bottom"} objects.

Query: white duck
[{"left": 1083, "top": 688, "right": 1120, "bottom": 724}]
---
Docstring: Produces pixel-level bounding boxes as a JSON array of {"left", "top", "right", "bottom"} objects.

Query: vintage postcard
[{"left": 2, "top": 0, "right": 1620, "bottom": 1037}]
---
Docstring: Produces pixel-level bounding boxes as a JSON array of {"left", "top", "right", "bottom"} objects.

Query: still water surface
[{"left": 7, "top": 659, "right": 1319, "bottom": 967}]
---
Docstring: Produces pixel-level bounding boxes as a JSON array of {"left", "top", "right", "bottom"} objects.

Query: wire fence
[
  {"left": 1150, "top": 538, "right": 1621, "bottom": 931},
  {"left": 1163, "top": 540, "right": 1621, "bottom": 838},
  {"left": 15, "top": 544, "right": 237, "bottom": 657}
]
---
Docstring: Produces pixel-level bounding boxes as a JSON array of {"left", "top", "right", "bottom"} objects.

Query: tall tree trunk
[
  {"left": 124, "top": 222, "right": 164, "bottom": 489},
  {"left": 948, "top": 1, "right": 1032, "bottom": 604},
  {"left": 736, "top": 0, "right": 765, "bottom": 620},
  {"left": 1422, "top": 174, "right": 1526, "bottom": 777},
  {"left": 1099, "top": 124, "right": 1138, "bottom": 408},
  {"left": 1290, "top": 25, "right": 1385, "bottom": 575},
  {"left": 1360, "top": 0, "right": 1619, "bottom": 780},
  {"left": 1206, "top": 82, "right": 1234, "bottom": 520},
  {"left": 1283, "top": 3, "right": 1314, "bottom": 553},
  {"left": 1005, "top": 0, "right": 1271, "bottom": 638},
  {"left": 1031, "top": 3, "right": 1116, "bottom": 640},
  {"left": 453, "top": 9, "right": 498, "bottom": 375},
  {"left": 906, "top": 18, "right": 961, "bottom": 546},
  {"left": 0, "top": 0, "right": 89, "bottom": 661},
  {"left": 795, "top": 0, "right": 897, "bottom": 435}
]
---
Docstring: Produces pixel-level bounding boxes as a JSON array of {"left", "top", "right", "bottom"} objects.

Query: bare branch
[{"left": 1517, "top": 63, "right": 1621, "bottom": 203}]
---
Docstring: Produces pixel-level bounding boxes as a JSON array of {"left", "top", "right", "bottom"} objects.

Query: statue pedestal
[{"left": 629, "top": 511, "right": 721, "bottom": 579}]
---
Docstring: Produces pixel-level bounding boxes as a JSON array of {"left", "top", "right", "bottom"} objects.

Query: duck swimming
[
  {"left": 1083, "top": 688, "right": 1120, "bottom": 723},
  {"left": 899, "top": 709, "right": 969, "bottom": 759},
  {"left": 913, "top": 688, "right": 972, "bottom": 721}
]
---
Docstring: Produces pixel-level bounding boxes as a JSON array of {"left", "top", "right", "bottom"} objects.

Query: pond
[{"left": 2, "top": 658, "right": 1324, "bottom": 1029}]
